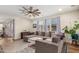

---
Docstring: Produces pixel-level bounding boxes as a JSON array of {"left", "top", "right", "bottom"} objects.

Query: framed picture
[{"left": 33, "top": 24, "right": 37, "bottom": 28}]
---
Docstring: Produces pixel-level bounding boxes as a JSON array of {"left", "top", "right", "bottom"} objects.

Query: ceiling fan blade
[
  {"left": 31, "top": 11, "right": 40, "bottom": 16},
  {"left": 34, "top": 12, "right": 41, "bottom": 14},
  {"left": 19, "top": 6, "right": 41, "bottom": 17},
  {"left": 19, "top": 8, "right": 28, "bottom": 14},
  {"left": 29, "top": 6, "right": 33, "bottom": 11},
  {"left": 24, "top": 12, "right": 29, "bottom": 15},
  {"left": 33, "top": 9, "right": 39, "bottom": 12},
  {"left": 36, "top": 12, "right": 41, "bottom": 14},
  {"left": 22, "top": 7, "right": 28, "bottom": 11},
  {"left": 22, "top": 6, "right": 26, "bottom": 10},
  {"left": 34, "top": 13, "right": 39, "bottom": 16}
]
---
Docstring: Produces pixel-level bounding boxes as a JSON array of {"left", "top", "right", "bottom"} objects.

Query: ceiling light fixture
[
  {"left": 58, "top": 8, "right": 62, "bottom": 11},
  {"left": 19, "top": 6, "right": 41, "bottom": 17}
]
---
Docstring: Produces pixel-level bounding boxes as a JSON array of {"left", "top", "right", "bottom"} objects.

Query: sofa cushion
[{"left": 52, "top": 37, "right": 60, "bottom": 43}]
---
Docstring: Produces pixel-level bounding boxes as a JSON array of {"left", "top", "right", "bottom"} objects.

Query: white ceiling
[{"left": 0, "top": 5, "right": 79, "bottom": 21}]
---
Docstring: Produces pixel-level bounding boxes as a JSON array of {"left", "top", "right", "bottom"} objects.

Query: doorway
[{"left": 2, "top": 19, "right": 15, "bottom": 40}]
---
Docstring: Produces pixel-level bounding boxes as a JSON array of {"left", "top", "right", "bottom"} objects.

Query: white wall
[
  {"left": 0, "top": 24, "right": 3, "bottom": 32},
  {"left": 60, "top": 10, "right": 79, "bottom": 31},
  {"left": 14, "top": 17, "right": 33, "bottom": 39}
]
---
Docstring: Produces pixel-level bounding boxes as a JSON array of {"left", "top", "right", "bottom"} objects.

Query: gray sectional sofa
[{"left": 35, "top": 39, "right": 65, "bottom": 53}]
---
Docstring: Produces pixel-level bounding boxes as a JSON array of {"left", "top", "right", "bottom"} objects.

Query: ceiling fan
[{"left": 19, "top": 6, "right": 41, "bottom": 17}]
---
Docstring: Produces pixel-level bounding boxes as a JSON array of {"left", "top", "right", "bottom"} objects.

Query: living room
[{"left": 0, "top": 5, "right": 79, "bottom": 53}]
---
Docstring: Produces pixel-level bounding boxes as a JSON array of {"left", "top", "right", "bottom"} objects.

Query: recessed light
[{"left": 58, "top": 8, "right": 62, "bottom": 11}]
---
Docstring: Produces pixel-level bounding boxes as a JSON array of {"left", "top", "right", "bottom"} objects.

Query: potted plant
[{"left": 63, "top": 21, "right": 79, "bottom": 45}]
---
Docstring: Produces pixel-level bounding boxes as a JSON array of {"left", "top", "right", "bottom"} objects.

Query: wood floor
[
  {"left": 0, "top": 37, "right": 79, "bottom": 53},
  {"left": 0, "top": 38, "right": 35, "bottom": 53},
  {"left": 67, "top": 43, "right": 79, "bottom": 53}
]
